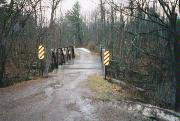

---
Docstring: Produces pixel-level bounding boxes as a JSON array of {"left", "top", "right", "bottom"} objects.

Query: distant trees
[
  {"left": 50, "top": 0, "right": 61, "bottom": 27},
  {"left": 66, "top": 2, "right": 83, "bottom": 45}
]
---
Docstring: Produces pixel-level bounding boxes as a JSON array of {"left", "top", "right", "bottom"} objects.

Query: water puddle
[
  {"left": 78, "top": 98, "right": 99, "bottom": 121},
  {"left": 45, "top": 87, "right": 53, "bottom": 97}
]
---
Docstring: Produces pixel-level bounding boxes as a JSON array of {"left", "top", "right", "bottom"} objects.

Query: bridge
[{"left": 0, "top": 48, "right": 179, "bottom": 121}]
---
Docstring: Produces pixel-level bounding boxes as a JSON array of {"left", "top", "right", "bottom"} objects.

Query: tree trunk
[
  {"left": 78, "top": 23, "right": 82, "bottom": 45},
  {"left": 174, "top": 39, "right": 180, "bottom": 111},
  {"left": 174, "top": 29, "right": 180, "bottom": 111},
  {"left": 0, "top": 44, "right": 6, "bottom": 86},
  {"left": 169, "top": 12, "right": 180, "bottom": 111}
]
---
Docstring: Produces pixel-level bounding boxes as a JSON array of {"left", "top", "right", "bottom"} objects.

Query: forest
[{"left": 0, "top": 0, "right": 180, "bottom": 111}]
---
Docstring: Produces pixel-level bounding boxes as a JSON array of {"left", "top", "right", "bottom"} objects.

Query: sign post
[
  {"left": 38, "top": 44, "right": 45, "bottom": 76},
  {"left": 103, "top": 51, "right": 110, "bottom": 79}
]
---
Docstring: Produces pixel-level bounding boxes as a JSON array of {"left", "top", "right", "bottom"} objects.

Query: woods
[
  {"left": 0, "top": 0, "right": 41, "bottom": 86},
  {"left": 82, "top": 0, "right": 180, "bottom": 111},
  {"left": 0, "top": 0, "right": 64, "bottom": 86},
  {"left": 0, "top": 0, "right": 180, "bottom": 112}
]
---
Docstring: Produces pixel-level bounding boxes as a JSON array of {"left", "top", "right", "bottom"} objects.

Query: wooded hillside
[{"left": 0, "top": 0, "right": 180, "bottom": 111}]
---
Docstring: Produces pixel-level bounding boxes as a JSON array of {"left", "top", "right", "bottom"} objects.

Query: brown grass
[{"left": 88, "top": 74, "right": 133, "bottom": 100}]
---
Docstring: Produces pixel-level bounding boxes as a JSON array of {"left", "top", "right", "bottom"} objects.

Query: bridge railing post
[
  {"left": 49, "top": 46, "right": 75, "bottom": 72},
  {"left": 56, "top": 49, "right": 59, "bottom": 68}
]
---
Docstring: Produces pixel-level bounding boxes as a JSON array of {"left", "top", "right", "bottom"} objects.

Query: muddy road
[{"left": 0, "top": 48, "right": 163, "bottom": 121}]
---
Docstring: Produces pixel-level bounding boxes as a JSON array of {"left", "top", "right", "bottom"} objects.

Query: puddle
[
  {"left": 54, "top": 84, "right": 63, "bottom": 89},
  {"left": 78, "top": 97, "right": 99, "bottom": 121},
  {"left": 45, "top": 87, "right": 53, "bottom": 97}
]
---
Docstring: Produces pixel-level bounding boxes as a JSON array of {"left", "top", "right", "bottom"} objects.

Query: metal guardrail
[{"left": 50, "top": 46, "right": 75, "bottom": 72}]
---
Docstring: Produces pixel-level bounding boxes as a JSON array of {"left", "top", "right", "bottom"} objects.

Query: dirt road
[{"left": 0, "top": 48, "right": 163, "bottom": 121}]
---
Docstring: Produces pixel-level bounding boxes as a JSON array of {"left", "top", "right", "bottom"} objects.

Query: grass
[{"left": 88, "top": 74, "right": 132, "bottom": 100}]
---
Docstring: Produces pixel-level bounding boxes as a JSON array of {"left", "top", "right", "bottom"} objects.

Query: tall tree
[
  {"left": 66, "top": 1, "right": 83, "bottom": 45},
  {"left": 100, "top": 0, "right": 106, "bottom": 45},
  {"left": 50, "top": 0, "right": 61, "bottom": 27}
]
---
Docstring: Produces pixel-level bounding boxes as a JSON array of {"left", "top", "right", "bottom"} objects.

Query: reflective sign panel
[
  {"left": 38, "top": 45, "right": 45, "bottom": 60},
  {"left": 104, "top": 51, "right": 110, "bottom": 66}
]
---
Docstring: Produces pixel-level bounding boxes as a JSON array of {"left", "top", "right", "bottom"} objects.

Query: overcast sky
[
  {"left": 40, "top": 0, "right": 99, "bottom": 22},
  {"left": 61, "top": 0, "right": 98, "bottom": 13}
]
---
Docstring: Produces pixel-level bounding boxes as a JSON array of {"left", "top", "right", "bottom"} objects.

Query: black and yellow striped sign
[
  {"left": 38, "top": 45, "right": 45, "bottom": 60},
  {"left": 104, "top": 51, "right": 110, "bottom": 66}
]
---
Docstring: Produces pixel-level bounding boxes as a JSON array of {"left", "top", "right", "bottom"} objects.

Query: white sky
[
  {"left": 40, "top": 0, "right": 99, "bottom": 22},
  {"left": 7, "top": 0, "right": 180, "bottom": 22},
  {"left": 61, "top": 0, "right": 99, "bottom": 14}
]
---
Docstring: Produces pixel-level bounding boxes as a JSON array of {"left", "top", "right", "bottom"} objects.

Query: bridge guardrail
[{"left": 50, "top": 46, "right": 75, "bottom": 72}]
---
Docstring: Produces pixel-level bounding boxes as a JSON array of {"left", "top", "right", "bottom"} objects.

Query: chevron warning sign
[
  {"left": 104, "top": 51, "right": 110, "bottom": 66},
  {"left": 38, "top": 45, "right": 45, "bottom": 60}
]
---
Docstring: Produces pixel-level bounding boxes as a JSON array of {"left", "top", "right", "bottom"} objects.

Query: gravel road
[{"left": 0, "top": 48, "right": 163, "bottom": 121}]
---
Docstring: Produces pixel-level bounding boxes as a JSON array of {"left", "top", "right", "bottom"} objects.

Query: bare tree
[
  {"left": 50, "top": 0, "right": 61, "bottom": 27},
  {"left": 0, "top": 0, "right": 41, "bottom": 86},
  {"left": 106, "top": 0, "right": 180, "bottom": 111}
]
